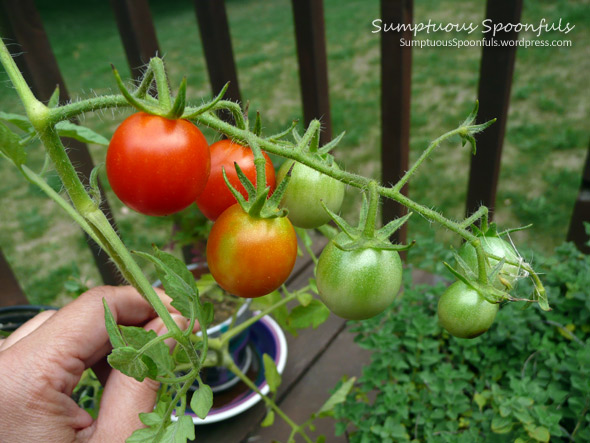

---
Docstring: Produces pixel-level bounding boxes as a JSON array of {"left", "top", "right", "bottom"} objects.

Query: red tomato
[
  {"left": 206, "top": 204, "right": 297, "bottom": 298},
  {"left": 106, "top": 112, "right": 210, "bottom": 216},
  {"left": 196, "top": 139, "right": 276, "bottom": 221}
]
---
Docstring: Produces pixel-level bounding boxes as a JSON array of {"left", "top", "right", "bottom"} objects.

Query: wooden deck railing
[{"left": 0, "top": 0, "right": 588, "bottom": 306}]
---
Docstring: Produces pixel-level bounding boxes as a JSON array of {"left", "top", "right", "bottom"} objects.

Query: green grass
[{"left": 0, "top": 0, "right": 589, "bottom": 304}]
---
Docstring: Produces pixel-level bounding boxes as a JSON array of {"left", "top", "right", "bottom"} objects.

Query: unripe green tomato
[
  {"left": 315, "top": 234, "right": 402, "bottom": 320},
  {"left": 437, "top": 281, "right": 499, "bottom": 339},
  {"left": 458, "top": 237, "right": 521, "bottom": 289},
  {"left": 277, "top": 160, "right": 346, "bottom": 229}
]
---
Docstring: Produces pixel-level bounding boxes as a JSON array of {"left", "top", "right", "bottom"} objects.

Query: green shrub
[{"left": 334, "top": 242, "right": 590, "bottom": 442}]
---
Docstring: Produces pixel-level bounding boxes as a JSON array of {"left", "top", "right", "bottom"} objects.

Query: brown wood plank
[
  {"left": 193, "top": 0, "right": 242, "bottom": 122},
  {"left": 291, "top": 0, "right": 332, "bottom": 145},
  {"left": 380, "top": 0, "right": 413, "bottom": 249},
  {"left": 249, "top": 324, "right": 373, "bottom": 442},
  {"left": 110, "top": 0, "right": 161, "bottom": 80},
  {"left": 465, "top": 0, "right": 523, "bottom": 218},
  {"left": 0, "top": 0, "right": 122, "bottom": 286},
  {"left": 566, "top": 142, "right": 590, "bottom": 253},
  {"left": 0, "top": 249, "right": 28, "bottom": 307}
]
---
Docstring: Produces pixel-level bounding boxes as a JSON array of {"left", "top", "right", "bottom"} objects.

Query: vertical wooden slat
[
  {"left": 0, "top": 249, "right": 27, "bottom": 307},
  {"left": 567, "top": 143, "right": 590, "bottom": 253},
  {"left": 291, "top": 0, "right": 332, "bottom": 145},
  {"left": 380, "top": 0, "right": 413, "bottom": 247},
  {"left": 193, "top": 0, "right": 242, "bottom": 112},
  {"left": 0, "top": 0, "right": 122, "bottom": 285},
  {"left": 466, "top": 0, "right": 523, "bottom": 218},
  {"left": 110, "top": 0, "right": 161, "bottom": 80}
]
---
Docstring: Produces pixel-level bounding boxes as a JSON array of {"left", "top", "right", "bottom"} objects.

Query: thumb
[{"left": 91, "top": 315, "right": 188, "bottom": 441}]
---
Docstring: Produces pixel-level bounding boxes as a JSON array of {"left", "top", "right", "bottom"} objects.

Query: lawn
[{"left": 0, "top": 0, "right": 589, "bottom": 305}]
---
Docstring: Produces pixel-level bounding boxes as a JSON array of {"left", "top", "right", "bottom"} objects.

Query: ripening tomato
[
  {"left": 196, "top": 140, "right": 276, "bottom": 221},
  {"left": 206, "top": 204, "right": 297, "bottom": 298},
  {"left": 315, "top": 233, "right": 403, "bottom": 320},
  {"left": 277, "top": 160, "right": 346, "bottom": 229},
  {"left": 437, "top": 281, "right": 499, "bottom": 339},
  {"left": 106, "top": 112, "right": 210, "bottom": 216}
]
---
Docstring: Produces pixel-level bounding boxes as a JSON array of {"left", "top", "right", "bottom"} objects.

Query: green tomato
[
  {"left": 459, "top": 236, "right": 521, "bottom": 289},
  {"left": 277, "top": 160, "right": 346, "bottom": 229},
  {"left": 315, "top": 234, "right": 402, "bottom": 320},
  {"left": 437, "top": 281, "right": 499, "bottom": 339}
]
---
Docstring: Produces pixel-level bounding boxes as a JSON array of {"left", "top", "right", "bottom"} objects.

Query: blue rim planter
[
  {"left": 0, "top": 304, "right": 58, "bottom": 336},
  {"left": 154, "top": 262, "right": 254, "bottom": 394}
]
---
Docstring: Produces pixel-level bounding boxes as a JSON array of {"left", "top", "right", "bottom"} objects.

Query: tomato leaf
[
  {"left": 0, "top": 112, "right": 33, "bottom": 132},
  {"left": 526, "top": 425, "right": 550, "bottom": 442},
  {"left": 316, "top": 377, "right": 356, "bottom": 418},
  {"left": 0, "top": 120, "right": 27, "bottom": 167},
  {"left": 289, "top": 299, "right": 330, "bottom": 330},
  {"left": 107, "top": 346, "right": 155, "bottom": 382},
  {"left": 260, "top": 410, "right": 275, "bottom": 428},
  {"left": 119, "top": 325, "right": 174, "bottom": 374},
  {"left": 102, "top": 298, "right": 126, "bottom": 348},
  {"left": 55, "top": 120, "right": 109, "bottom": 146},
  {"left": 135, "top": 248, "right": 198, "bottom": 319},
  {"left": 190, "top": 382, "right": 213, "bottom": 419},
  {"left": 262, "top": 353, "right": 281, "bottom": 394}
]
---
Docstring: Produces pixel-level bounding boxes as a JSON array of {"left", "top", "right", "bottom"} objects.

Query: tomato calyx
[
  {"left": 322, "top": 181, "right": 414, "bottom": 253},
  {"left": 220, "top": 150, "right": 291, "bottom": 220},
  {"left": 112, "top": 56, "right": 229, "bottom": 121},
  {"left": 445, "top": 221, "right": 550, "bottom": 311}
]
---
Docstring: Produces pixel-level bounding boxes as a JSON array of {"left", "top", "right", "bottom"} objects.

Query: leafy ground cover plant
[
  {"left": 0, "top": 37, "right": 555, "bottom": 441},
  {"left": 334, "top": 237, "right": 590, "bottom": 442}
]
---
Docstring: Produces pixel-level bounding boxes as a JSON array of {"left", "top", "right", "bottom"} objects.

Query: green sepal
[
  {"left": 221, "top": 165, "right": 249, "bottom": 208},
  {"left": 233, "top": 161, "right": 257, "bottom": 201},
  {"left": 248, "top": 186, "right": 271, "bottom": 218},
  {"left": 318, "top": 131, "right": 345, "bottom": 155},
  {"left": 112, "top": 64, "right": 161, "bottom": 115},
  {"left": 266, "top": 161, "right": 293, "bottom": 209},
  {"left": 267, "top": 120, "right": 298, "bottom": 142},
  {"left": 167, "top": 76, "right": 187, "bottom": 119},
  {"left": 377, "top": 212, "right": 413, "bottom": 241},
  {"left": 253, "top": 111, "right": 262, "bottom": 136},
  {"left": 133, "top": 64, "right": 154, "bottom": 99},
  {"left": 443, "top": 261, "right": 506, "bottom": 304},
  {"left": 319, "top": 199, "right": 356, "bottom": 239},
  {"left": 292, "top": 127, "right": 302, "bottom": 143},
  {"left": 184, "top": 83, "right": 229, "bottom": 119}
]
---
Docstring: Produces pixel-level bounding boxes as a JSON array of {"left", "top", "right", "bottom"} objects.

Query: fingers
[
  {"left": 0, "top": 309, "right": 56, "bottom": 352},
  {"left": 90, "top": 363, "right": 161, "bottom": 441}
]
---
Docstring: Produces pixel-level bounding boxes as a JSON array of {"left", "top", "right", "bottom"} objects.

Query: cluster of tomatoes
[
  {"left": 107, "top": 113, "right": 383, "bottom": 316},
  {"left": 106, "top": 113, "right": 521, "bottom": 336}
]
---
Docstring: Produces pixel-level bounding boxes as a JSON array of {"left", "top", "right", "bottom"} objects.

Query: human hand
[{"left": 0, "top": 286, "right": 193, "bottom": 442}]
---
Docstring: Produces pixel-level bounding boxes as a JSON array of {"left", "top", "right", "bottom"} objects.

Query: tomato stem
[
  {"left": 226, "top": 360, "right": 314, "bottom": 443},
  {"left": 362, "top": 181, "right": 379, "bottom": 239}
]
